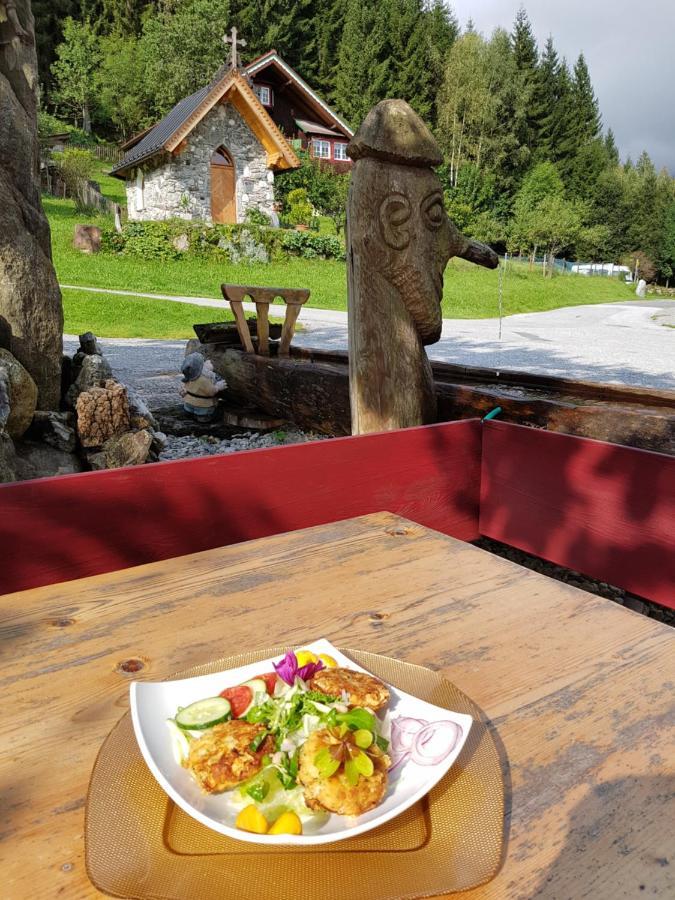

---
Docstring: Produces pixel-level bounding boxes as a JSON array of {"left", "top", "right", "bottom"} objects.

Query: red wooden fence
[
  {"left": 0, "top": 420, "right": 482, "bottom": 595},
  {"left": 2, "top": 419, "right": 673, "bottom": 608},
  {"left": 480, "top": 421, "right": 675, "bottom": 609}
]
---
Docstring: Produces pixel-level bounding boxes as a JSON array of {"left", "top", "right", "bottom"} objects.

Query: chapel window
[
  {"left": 333, "top": 143, "right": 349, "bottom": 161},
  {"left": 312, "top": 139, "right": 331, "bottom": 160},
  {"left": 255, "top": 85, "right": 273, "bottom": 107}
]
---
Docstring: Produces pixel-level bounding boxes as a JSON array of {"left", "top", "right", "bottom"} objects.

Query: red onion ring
[
  {"left": 390, "top": 716, "right": 426, "bottom": 753},
  {"left": 388, "top": 751, "right": 410, "bottom": 774},
  {"left": 411, "top": 721, "right": 461, "bottom": 766}
]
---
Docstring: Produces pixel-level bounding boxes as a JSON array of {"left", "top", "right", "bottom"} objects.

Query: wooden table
[{"left": 3, "top": 512, "right": 674, "bottom": 899}]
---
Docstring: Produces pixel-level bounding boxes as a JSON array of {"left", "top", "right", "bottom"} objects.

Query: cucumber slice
[
  {"left": 239, "top": 679, "right": 268, "bottom": 716},
  {"left": 176, "top": 697, "right": 231, "bottom": 730}
]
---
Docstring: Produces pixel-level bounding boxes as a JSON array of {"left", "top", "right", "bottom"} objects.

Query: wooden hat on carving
[{"left": 347, "top": 99, "right": 443, "bottom": 168}]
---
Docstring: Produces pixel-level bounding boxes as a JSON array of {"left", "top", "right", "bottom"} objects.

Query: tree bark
[{"left": 0, "top": 1, "right": 63, "bottom": 409}]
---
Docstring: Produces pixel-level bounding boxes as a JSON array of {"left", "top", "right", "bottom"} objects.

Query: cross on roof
[{"left": 223, "top": 26, "right": 246, "bottom": 70}]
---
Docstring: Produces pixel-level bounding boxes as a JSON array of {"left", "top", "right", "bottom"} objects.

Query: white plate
[{"left": 130, "top": 638, "right": 472, "bottom": 845}]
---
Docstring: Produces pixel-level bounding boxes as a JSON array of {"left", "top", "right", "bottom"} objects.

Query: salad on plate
[{"left": 166, "top": 647, "right": 464, "bottom": 837}]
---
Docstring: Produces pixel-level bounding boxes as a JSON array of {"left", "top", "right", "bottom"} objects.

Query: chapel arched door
[{"left": 210, "top": 147, "right": 236, "bottom": 224}]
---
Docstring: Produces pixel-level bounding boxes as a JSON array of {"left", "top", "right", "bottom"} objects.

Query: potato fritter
[
  {"left": 185, "top": 720, "right": 273, "bottom": 794},
  {"left": 298, "top": 729, "right": 390, "bottom": 816},
  {"left": 309, "top": 667, "right": 390, "bottom": 711}
]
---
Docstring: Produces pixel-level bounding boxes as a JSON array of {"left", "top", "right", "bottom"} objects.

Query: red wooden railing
[
  {"left": 0, "top": 420, "right": 481, "bottom": 595},
  {"left": 0, "top": 418, "right": 673, "bottom": 608},
  {"left": 480, "top": 421, "right": 675, "bottom": 609}
]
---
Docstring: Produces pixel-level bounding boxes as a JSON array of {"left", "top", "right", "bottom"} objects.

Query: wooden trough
[{"left": 195, "top": 323, "right": 675, "bottom": 455}]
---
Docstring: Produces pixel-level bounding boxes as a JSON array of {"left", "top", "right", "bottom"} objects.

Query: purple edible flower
[
  {"left": 298, "top": 659, "right": 324, "bottom": 681},
  {"left": 273, "top": 651, "right": 324, "bottom": 686}
]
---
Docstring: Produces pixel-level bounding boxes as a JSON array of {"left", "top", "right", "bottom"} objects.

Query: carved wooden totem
[{"left": 346, "top": 100, "right": 498, "bottom": 434}]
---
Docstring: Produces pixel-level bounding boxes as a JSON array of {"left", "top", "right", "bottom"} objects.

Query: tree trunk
[
  {"left": 82, "top": 101, "right": 91, "bottom": 134},
  {"left": 0, "top": 1, "right": 63, "bottom": 409}
]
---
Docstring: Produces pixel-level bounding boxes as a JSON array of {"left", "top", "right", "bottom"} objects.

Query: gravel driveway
[{"left": 64, "top": 299, "right": 675, "bottom": 408}]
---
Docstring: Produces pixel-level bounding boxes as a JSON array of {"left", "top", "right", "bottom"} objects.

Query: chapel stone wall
[{"left": 126, "top": 102, "right": 275, "bottom": 223}]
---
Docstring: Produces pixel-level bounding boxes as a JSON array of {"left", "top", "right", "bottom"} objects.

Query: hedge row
[{"left": 100, "top": 220, "right": 345, "bottom": 263}]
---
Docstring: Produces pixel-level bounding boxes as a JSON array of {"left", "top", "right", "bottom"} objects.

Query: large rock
[
  {"left": 102, "top": 429, "right": 153, "bottom": 468},
  {"left": 73, "top": 224, "right": 102, "bottom": 253},
  {"left": 128, "top": 390, "right": 158, "bottom": 430},
  {"left": 0, "top": 368, "right": 9, "bottom": 432},
  {"left": 25, "top": 410, "right": 77, "bottom": 452},
  {"left": 0, "top": 432, "right": 17, "bottom": 483},
  {"left": 0, "top": 6, "right": 63, "bottom": 409},
  {"left": 76, "top": 379, "right": 130, "bottom": 447},
  {"left": 66, "top": 353, "right": 113, "bottom": 407},
  {"left": 14, "top": 442, "right": 82, "bottom": 481},
  {"left": 0, "top": 315, "right": 11, "bottom": 350},
  {"left": 0, "top": 347, "right": 38, "bottom": 438}
]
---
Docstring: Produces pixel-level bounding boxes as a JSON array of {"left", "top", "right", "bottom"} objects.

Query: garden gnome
[
  {"left": 346, "top": 99, "right": 498, "bottom": 434},
  {"left": 179, "top": 352, "right": 226, "bottom": 420}
]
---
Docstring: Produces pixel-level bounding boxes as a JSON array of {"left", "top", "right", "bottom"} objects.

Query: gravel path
[{"left": 64, "top": 298, "right": 675, "bottom": 407}]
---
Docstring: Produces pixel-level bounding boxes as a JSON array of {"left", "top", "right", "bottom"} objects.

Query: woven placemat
[{"left": 86, "top": 648, "right": 506, "bottom": 899}]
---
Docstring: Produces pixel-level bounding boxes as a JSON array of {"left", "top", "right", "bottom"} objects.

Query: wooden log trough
[{"left": 194, "top": 321, "right": 675, "bottom": 455}]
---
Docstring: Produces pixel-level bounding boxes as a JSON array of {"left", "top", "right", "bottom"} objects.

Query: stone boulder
[
  {"left": 25, "top": 410, "right": 77, "bottom": 453},
  {"left": 66, "top": 353, "right": 113, "bottom": 407},
  {"left": 102, "top": 429, "right": 153, "bottom": 468},
  {"left": 0, "top": 348, "right": 38, "bottom": 439},
  {"left": 0, "top": 315, "right": 12, "bottom": 351},
  {"left": 0, "top": 432, "right": 17, "bottom": 483},
  {"left": 73, "top": 224, "right": 102, "bottom": 253},
  {"left": 128, "top": 390, "right": 158, "bottom": 431},
  {"left": 14, "top": 442, "right": 82, "bottom": 481},
  {"left": 76, "top": 379, "right": 130, "bottom": 448}
]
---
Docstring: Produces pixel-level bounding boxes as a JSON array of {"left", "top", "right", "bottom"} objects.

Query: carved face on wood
[{"left": 350, "top": 160, "right": 461, "bottom": 345}]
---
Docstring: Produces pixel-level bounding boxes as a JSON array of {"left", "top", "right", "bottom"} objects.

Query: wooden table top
[{"left": 3, "top": 511, "right": 674, "bottom": 899}]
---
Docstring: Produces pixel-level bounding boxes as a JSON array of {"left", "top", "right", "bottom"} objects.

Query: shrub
[
  {"left": 100, "top": 219, "right": 345, "bottom": 263},
  {"left": 53, "top": 148, "right": 96, "bottom": 212},
  {"left": 244, "top": 207, "right": 272, "bottom": 227},
  {"left": 286, "top": 188, "right": 313, "bottom": 227}
]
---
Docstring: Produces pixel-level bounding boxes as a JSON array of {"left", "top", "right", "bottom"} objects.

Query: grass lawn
[
  {"left": 90, "top": 158, "right": 127, "bottom": 205},
  {"left": 62, "top": 288, "right": 234, "bottom": 339},
  {"left": 48, "top": 196, "right": 634, "bottom": 327}
]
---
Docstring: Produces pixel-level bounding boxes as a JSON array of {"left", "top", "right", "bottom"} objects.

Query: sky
[{"left": 449, "top": 0, "right": 675, "bottom": 175}]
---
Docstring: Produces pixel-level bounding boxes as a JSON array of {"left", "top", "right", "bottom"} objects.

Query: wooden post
[
  {"left": 346, "top": 100, "right": 498, "bottom": 435},
  {"left": 254, "top": 301, "right": 270, "bottom": 356}
]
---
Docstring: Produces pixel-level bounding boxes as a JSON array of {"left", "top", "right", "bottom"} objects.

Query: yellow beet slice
[
  {"left": 295, "top": 649, "right": 318, "bottom": 666},
  {"left": 269, "top": 811, "right": 303, "bottom": 835},
  {"left": 235, "top": 804, "right": 269, "bottom": 834}
]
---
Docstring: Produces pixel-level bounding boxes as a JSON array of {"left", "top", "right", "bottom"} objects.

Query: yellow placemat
[{"left": 86, "top": 648, "right": 506, "bottom": 899}]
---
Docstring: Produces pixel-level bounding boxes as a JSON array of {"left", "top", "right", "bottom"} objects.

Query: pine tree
[
  {"left": 572, "top": 53, "right": 601, "bottom": 144},
  {"left": 604, "top": 128, "right": 619, "bottom": 164},
  {"left": 511, "top": 6, "right": 538, "bottom": 71},
  {"left": 334, "top": 0, "right": 380, "bottom": 126},
  {"left": 531, "top": 36, "right": 559, "bottom": 159},
  {"left": 510, "top": 6, "right": 539, "bottom": 162},
  {"left": 548, "top": 59, "right": 577, "bottom": 177},
  {"left": 315, "top": 0, "right": 347, "bottom": 98}
]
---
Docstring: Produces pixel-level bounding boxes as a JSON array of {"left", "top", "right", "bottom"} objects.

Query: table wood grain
[{"left": 2, "top": 512, "right": 674, "bottom": 899}]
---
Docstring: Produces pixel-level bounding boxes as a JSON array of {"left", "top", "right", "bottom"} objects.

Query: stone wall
[{"left": 126, "top": 101, "right": 275, "bottom": 223}]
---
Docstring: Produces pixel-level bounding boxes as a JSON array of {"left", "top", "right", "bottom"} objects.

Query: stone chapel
[{"left": 111, "top": 33, "right": 353, "bottom": 224}]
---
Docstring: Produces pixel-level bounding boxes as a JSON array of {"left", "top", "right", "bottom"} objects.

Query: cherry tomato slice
[
  {"left": 256, "top": 672, "right": 278, "bottom": 695},
  {"left": 219, "top": 685, "right": 253, "bottom": 718}
]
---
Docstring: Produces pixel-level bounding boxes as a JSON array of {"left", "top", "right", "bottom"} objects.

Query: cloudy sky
[{"left": 450, "top": 0, "right": 674, "bottom": 174}]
